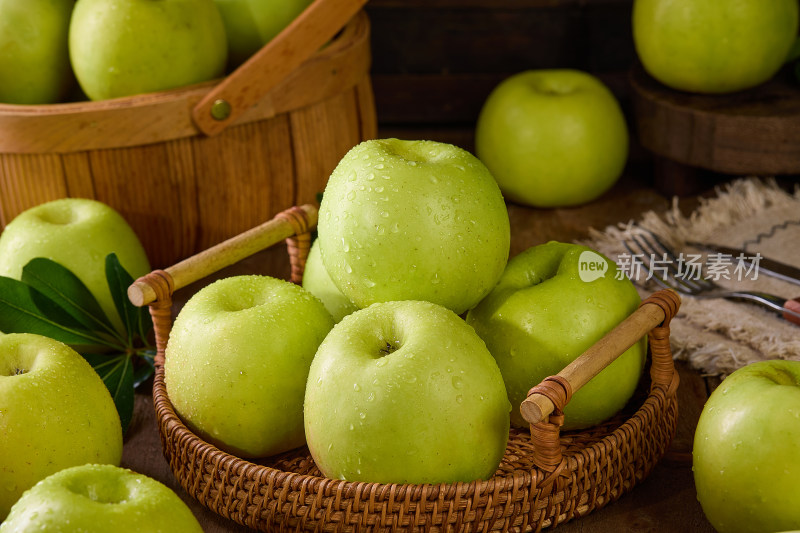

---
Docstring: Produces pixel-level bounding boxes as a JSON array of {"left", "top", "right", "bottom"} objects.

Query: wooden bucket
[{"left": 0, "top": 0, "right": 375, "bottom": 268}]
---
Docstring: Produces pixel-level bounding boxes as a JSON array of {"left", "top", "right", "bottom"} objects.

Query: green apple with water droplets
[
  {"left": 0, "top": 198, "right": 150, "bottom": 335},
  {"left": 693, "top": 360, "right": 800, "bottom": 533},
  {"left": 466, "top": 241, "right": 646, "bottom": 430},
  {"left": 165, "top": 275, "right": 334, "bottom": 458},
  {"left": 302, "top": 239, "right": 359, "bottom": 322},
  {"left": 0, "top": 464, "right": 203, "bottom": 532},
  {"left": 317, "top": 138, "right": 510, "bottom": 316},
  {"left": 0, "top": 333, "right": 122, "bottom": 520},
  {"left": 304, "top": 300, "right": 511, "bottom": 484}
]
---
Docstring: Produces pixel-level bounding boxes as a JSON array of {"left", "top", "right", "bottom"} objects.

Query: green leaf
[
  {"left": 84, "top": 353, "right": 134, "bottom": 433},
  {"left": 133, "top": 350, "right": 155, "bottom": 388},
  {"left": 105, "top": 254, "right": 137, "bottom": 346},
  {"left": 21, "top": 258, "right": 119, "bottom": 340},
  {"left": 0, "top": 276, "right": 114, "bottom": 347}
]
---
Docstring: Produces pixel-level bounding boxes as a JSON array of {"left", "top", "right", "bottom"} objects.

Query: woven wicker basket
[
  {"left": 0, "top": 0, "right": 373, "bottom": 268},
  {"left": 129, "top": 205, "right": 681, "bottom": 532}
]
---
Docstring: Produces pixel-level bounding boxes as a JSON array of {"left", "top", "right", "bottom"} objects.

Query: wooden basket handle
[
  {"left": 192, "top": 0, "right": 368, "bottom": 136},
  {"left": 128, "top": 204, "right": 318, "bottom": 307},
  {"left": 520, "top": 289, "right": 681, "bottom": 427}
]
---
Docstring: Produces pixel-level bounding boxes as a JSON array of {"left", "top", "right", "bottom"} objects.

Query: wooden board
[{"left": 630, "top": 64, "right": 800, "bottom": 176}]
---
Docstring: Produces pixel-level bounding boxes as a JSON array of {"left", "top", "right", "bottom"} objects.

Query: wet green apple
[
  {"left": 302, "top": 239, "right": 358, "bottom": 322},
  {"left": 165, "top": 275, "right": 334, "bottom": 458},
  {"left": 466, "top": 242, "right": 646, "bottom": 430},
  {"left": 0, "top": 333, "right": 122, "bottom": 520},
  {"left": 318, "top": 138, "right": 510, "bottom": 316},
  {"left": 694, "top": 360, "right": 800, "bottom": 533},
  {"left": 1, "top": 464, "right": 202, "bottom": 532},
  {"left": 0, "top": 198, "right": 150, "bottom": 335},
  {"left": 304, "top": 300, "right": 511, "bottom": 484}
]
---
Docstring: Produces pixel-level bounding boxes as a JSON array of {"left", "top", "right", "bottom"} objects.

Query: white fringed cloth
[{"left": 585, "top": 178, "right": 800, "bottom": 377}]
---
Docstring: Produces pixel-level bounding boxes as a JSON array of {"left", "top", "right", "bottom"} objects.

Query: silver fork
[{"left": 622, "top": 229, "right": 800, "bottom": 325}]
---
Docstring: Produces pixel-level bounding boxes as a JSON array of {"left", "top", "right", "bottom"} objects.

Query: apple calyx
[
  {"left": 379, "top": 341, "right": 399, "bottom": 356},
  {"left": 13, "top": 367, "right": 27, "bottom": 375}
]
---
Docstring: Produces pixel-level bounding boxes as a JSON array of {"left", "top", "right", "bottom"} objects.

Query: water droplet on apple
[
  {"left": 376, "top": 226, "right": 385, "bottom": 236},
  {"left": 345, "top": 264, "right": 353, "bottom": 274},
  {"left": 349, "top": 423, "right": 354, "bottom": 430},
  {"left": 452, "top": 376, "right": 463, "bottom": 389},
  {"left": 353, "top": 383, "right": 360, "bottom": 392},
  {"left": 429, "top": 176, "right": 438, "bottom": 184},
  {"left": 380, "top": 211, "right": 389, "bottom": 218},
  {"left": 346, "top": 190, "right": 356, "bottom": 201},
  {"left": 451, "top": 196, "right": 460, "bottom": 204},
  {"left": 374, "top": 164, "right": 384, "bottom": 170},
  {"left": 367, "top": 392, "right": 375, "bottom": 401},
  {"left": 375, "top": 185, "right": 384, "bottom": 193},
  {"left": 456, "top": 395, "right": 464, "bottom": 403},
  {"left": 390, "top": 223, "right": 400, "bottom": 233},
  {"left": 368, "top": 172, "right": 376, "bottom": 180},
  {"left": 359, "top": 412, "right": 366, "bottom": 419},
  {"left": 431, "top": 273, "right": 441, "bottom": 285},
  {"left": 408, "top": 161, "right": 418, "bottom": 167}
]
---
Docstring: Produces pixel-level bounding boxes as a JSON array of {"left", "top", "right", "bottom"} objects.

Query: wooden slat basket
[
  {"left": 129, "top": 204, "right": 682, "bottom": 532},
  {"left": 0, "top": 1, "right": 375, "bottom": 268}
]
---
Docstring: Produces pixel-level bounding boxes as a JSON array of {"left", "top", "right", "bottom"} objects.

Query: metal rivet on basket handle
[
  {"left": 192, "top": 0, "right": 368, "bottom": 137},
  {"left": 521, "top": 289, "right": 682, "bottom": 432},
  {"left": 127, "top": 204, "right": 317, "bottom": 308}
]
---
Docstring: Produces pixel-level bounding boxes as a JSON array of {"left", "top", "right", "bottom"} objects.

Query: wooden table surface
[{"left": 120, "top": 175, "right": 718, "bottom": 532}]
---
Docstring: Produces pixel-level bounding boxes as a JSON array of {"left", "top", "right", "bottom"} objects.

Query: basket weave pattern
[{"left": 141, "top": 206, "right": 680, "bottom": 532}]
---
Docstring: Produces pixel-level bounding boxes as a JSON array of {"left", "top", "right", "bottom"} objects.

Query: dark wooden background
[
  {"left": 363, "top": 0, "right": 800, "bottom": 196},
  {"left": 365, "top": 0, "right": 640, "bottom": 153}
]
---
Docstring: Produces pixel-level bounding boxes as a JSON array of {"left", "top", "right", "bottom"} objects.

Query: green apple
[
  {"left": 0, "top": 333, "right": 122, "bottom": 520},
  {"left": 0, "top": 464, "right": 202, "bottom": 532},
  {"left": 0, "top": 0, "right": 75, "bottom": 104},
  {"left": 0, "top": 198, "right": 151, "bottom": 335},
  {"left": 318, "top": 138, "right": 510, "bottom": 316},
  {"left": 165, "top": 275, "right": 334, "bottom": 458},
  {"left": 302, "top": 239, "right": 359, "bottom": 322},
  {"left": 304, "top": 300, "right": 511, "bottom": 484},
  {"left": 693, "top": 360, "right": 800, "bottom": 533},
  {"left": 214, "top": 0, "right": 313, "bottom": 68},
  {"left": 466, "top": 242, "right": 646, "bottom": 430},
  {"left": 633, "top": 0, "right": 799, "bottom": 94},
  {"left": 69, "top": 0, "right": 227, "bottom": 101},
  {"left": 475, "top": 69, "right": 629, "bottom": 208}
]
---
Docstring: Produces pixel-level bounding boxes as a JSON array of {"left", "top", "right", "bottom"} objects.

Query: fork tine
[
  {"left": 622, "top": 235, "right": 681, "bottom": 291},
  {"left": 623, "top": 231, "right": 699, "bottom": 295},
  {"left": 636, "top": 232, "right": 707, "bottom": 292},
  {"left": 643, "top": 230, "right": 717, "bottom": 291}
]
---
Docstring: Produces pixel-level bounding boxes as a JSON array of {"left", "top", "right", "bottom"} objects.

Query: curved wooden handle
[
  {"left": 192, "top": 0, "right": 368, "bottom": 136},
  {"left": 520, "top": 289, "right": 681, "bottom": 426},
  {"left": 128, "top": 204, "right": 318, "bottom": 306}
]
